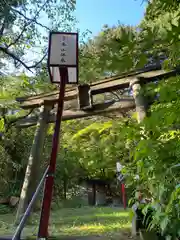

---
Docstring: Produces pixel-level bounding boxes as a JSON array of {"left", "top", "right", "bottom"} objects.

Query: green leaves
[
  {"left": 79, "top": 0, "right": 180, "bottom": 84},
  {"left": 79, "top": 24, "right": 139, "bottom": 83},
  {"left": 0, "top": 118, "right": 5, "bottom": 133},
  {"left": 127, "top": 75, "right": 180, "bottom": 237},
  {"left": 0, "top": 0, "right": 76, "bottom": 72},
  {"left": 61, "top": 118, "right": 137, "bottom": 180}
]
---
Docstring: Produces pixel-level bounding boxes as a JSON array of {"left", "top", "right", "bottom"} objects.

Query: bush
[{"left": 0, "top": 205, "right": 13, "bottom": 214}]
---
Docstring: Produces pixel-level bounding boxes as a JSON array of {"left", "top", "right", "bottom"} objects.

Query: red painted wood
[
  {"left": 121, "top": 183, "right": 126, "bottom": 209},
  {"left": 38, "top": 68, "right": 67, "bottom": 238}
]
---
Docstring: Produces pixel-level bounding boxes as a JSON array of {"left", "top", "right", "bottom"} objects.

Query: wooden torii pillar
[
  {"left": 129, "top": 77, "right": 147, "bottom": 237},
  {"left": 15, "top": 105, "right": 51, "bottom": 224},
  {"left": 130, "top": 77, "right": 147, "bottom": 123},
  {"left": 15, "top": 86, "right": 93, "bottom": 224},
  {"left": 78, "top": 84, "right": 92, "bottom": 109}
]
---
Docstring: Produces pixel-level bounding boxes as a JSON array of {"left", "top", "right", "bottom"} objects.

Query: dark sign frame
[{"left": 47, "top": 32, "right": 78, "bottom": 84}]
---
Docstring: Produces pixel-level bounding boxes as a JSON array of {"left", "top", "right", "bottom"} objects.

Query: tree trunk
[
  {"left": 15, "top": 105, "right": 50, "bottom": 225},
  {"left": 78, "top": 84, "right": 92, "bottom": 109}
]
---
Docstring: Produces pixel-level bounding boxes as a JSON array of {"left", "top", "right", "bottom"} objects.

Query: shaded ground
[{"left": 0, "top": 207, "right": 133, "bottom": 239}]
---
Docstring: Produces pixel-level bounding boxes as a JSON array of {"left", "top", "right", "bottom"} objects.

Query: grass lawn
[{"left": 0, "top": 207, "right": 132, "bottom": 239}]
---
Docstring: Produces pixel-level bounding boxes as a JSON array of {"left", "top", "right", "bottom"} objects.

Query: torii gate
[
  {"left": 16, "top": 66, "right": 177, "bottom": 127},
  {"left": 12, "top": 66, "right": 179, "bottom": 240}
]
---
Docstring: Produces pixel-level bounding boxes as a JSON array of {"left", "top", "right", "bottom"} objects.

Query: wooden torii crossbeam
[{"left": 15, "top": 66, "right": 179, "bottom": 128}]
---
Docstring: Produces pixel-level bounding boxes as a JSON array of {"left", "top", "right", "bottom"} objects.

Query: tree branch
[
  {"left": 8, "top": 0, "right": 50, "bottom": 48},
  {"left": 28, "top": 51, "right": 48, "bottom": 69},
  {"left": 0, "top": 46, "right": 33, "bottom": 72},
  {"left": 7, "top": 24, "right": 27, "bottom": 48},
  {"left": 0, "top": 46, "right": 47, "bottom": 71},
  {"left": 11, "top": 6, "right": 50, "bottom": 31},
  {"left": 0, "top": 18, "right": 6, "bottom": 38}
]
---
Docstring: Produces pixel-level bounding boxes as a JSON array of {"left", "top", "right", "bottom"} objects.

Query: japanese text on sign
[
  {"left": 60, "top": 36, "right": 67, "bottom": 63},
  {"left": 49, "top": 33, "right": 77, "bottom": 66}
]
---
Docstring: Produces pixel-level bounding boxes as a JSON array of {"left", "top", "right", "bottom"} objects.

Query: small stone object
[{"left": 9, "top": 196, "right": 19, "bottom": 207}]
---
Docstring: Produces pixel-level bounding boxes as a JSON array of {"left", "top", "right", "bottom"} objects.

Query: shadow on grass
[{"left": 0, "top": 207, "right": 131, "bottom": 239}]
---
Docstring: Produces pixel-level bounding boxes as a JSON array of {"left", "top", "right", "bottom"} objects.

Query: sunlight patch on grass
[
  {"left": 49, "top": 207, "right": 131, "bottom": 237},
  {"left": 50, "top": 222, "right": 131, "bottom": 237},
  {"left": 0, "top": 207, "right": 131, "bottom": 238},
  {"left": 95, "top": 212, "right": 129, "bottom": 217},
  {"left": 68, "top": 222, "right": 130, "bottom": 232}
]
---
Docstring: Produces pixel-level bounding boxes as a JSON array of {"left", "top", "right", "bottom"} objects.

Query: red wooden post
[
  {"left": 38, "top": 67, "right": 67, "bottom": 239},
  {"left": 121, "top": 183, "right": 126, "bottom": 209}
]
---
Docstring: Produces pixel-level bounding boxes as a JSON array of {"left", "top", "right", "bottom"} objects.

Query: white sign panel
[
  {"left": 49, "top": 33, "right": 77, "bottom": 66},
  {"left": 116, "top": 162, "right": 123, "bottom": 172},
  {"left": 50, "top": 67, "right": 77, "bottom": 83},
  {"left": 116, "top": 162, "right": 125, "bottom": 182}
]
